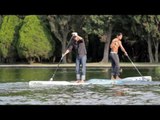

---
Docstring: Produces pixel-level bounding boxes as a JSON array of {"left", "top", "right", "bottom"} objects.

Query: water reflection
[
  {"left": 114, "top": 90, "right": 125, "bottom": 96},
  {"left": 0, "top": 67, "right": 160, "bottom": 83}
]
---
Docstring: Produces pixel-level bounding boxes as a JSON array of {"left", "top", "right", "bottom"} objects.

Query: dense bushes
[
  {"left": 17, "top": 15, "right": 55, "bottom": 63},
  {"left": 0, "top": 15, "right": 22, "bottom": 63},
  {"left": 0, "top": 15, "right": 55, "bottom": 64}
]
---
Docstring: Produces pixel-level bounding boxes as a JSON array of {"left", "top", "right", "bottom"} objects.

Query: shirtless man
[{"left": 110, "top": 33, "right": 128, "bottom": 80}]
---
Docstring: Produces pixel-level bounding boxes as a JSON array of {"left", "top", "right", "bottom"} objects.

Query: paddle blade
[{"left": 50, "top": 78, "right": 53, "bottom": 81}]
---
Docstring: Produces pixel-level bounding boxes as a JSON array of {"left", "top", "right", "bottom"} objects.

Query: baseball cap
[{"left": 72, "top": 32, "right": 78, "bottom": 36}]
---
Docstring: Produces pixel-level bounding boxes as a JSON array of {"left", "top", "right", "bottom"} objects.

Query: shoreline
[{"left": 0, "top": 62, "right": 160, "bottom": 68}]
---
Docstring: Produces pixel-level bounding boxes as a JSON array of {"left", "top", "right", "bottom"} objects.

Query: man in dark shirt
[{"left": 63, "top": 32, "right": 87, "bottom": 83}]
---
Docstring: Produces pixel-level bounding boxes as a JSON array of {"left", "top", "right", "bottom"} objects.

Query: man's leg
[
  {"left": 110, "top": 53, "right": 116, "bottom": 79},
  {"left": 80, "top": 55, "right": 87, "bottom": 83},
  {"left": 113, "top": 54, "right": 121, "bottom": 79},
  {"left": 76, "top": 56, "right": 81, "bottom": 82}
]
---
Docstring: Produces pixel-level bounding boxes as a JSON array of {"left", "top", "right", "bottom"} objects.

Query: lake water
[{"left": 0, "top": 67, "right": 160, "bottom": 105}]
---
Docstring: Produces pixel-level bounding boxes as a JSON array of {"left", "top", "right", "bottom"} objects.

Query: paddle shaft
[
  {"left": 50, "top": 36, "right": 73, "bottom": 81},
  {"left": 50, "top": 57, "right": 63, "bottom": 81},
  {"left": 127, "top": 55, "right": 143, "bottom": 77}
]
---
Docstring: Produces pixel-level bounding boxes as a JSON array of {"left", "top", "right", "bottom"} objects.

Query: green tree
[
  {"left": 17, "top": 15, "right": 55, "bottom": 64},
  {"left": 47, "top": 15, "right": 86, "bottom": 63},
  {"left": 48, "top": 15, "right": 71, "bottom": 63},
  {"left": 83, "top": 15, "right": 114, "bottom": 63},
  {"left": 0, "top": 15, "right": 3, "bottom": 26},
  {"left": 133, "top": 15, "right": 160, "bottom": 63},
  {"left": 0, "top": 15, "right": 22, "bottom": 63}
]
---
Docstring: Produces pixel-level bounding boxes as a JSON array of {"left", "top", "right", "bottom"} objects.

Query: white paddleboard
[
  {"left": 29, "top": 81, "right": 89, "bottom": 87},
  {"left": 29, "top": 76, "right": 152, "bottom": 87}
]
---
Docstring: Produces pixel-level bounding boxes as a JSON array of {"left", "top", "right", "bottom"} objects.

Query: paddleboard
[{"left": 29, "top": 76, "right": 152, "bottom": 87}]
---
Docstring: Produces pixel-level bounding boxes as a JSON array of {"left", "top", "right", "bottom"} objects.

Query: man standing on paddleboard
[
  {"left": 62, "top": 32, "right": 87, "bottom": 83},
  {"left": 110, "top": 33, "right": 128, "bottom": 80}
]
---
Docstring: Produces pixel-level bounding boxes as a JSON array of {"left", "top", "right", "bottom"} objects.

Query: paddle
[
  {"left": 126, "top": 55, "right": 145, "bottom": 79},
  {"left": 49, "top": 56, "right": 64, "bottom": 81},
  {"left": 49, "top": 36, "right": 73, "bottom": 81}
]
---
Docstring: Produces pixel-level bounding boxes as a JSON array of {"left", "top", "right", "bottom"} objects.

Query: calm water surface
[{"left": 0, "top": 67, "right": 160, "bottom": 105}]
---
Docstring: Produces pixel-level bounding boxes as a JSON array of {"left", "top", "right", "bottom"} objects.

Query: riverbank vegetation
[{"left": 0, "top": 15, "right": 160, "bottom": 64}]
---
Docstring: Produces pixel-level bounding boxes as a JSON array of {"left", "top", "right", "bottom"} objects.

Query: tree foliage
[
  {"left": 0, "top": 15, "right": 22, "bottom": 63},
  {"left": 48, "top": 15, "right": 86, "bottom": 63},
  {"left": 83, "top": 15, "right": 120, "bottom": 63},
  {"left": 133, "top": 15, "right": 160, "bottom": 63},
  {"left": 0, "top": 15, "right": 159, "bottom": 64},
  {"left": 17, "top": 15, "right": 55, "bottom": 63}
]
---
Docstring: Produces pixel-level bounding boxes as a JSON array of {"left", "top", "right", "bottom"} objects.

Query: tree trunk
[
  {"left": 154, "top": 41, "right": 159, "bottom": 63},
  {"left": 62, "top": 38, "right": 67, "bottom": 63},
  {"left": 66, "top": 37, "right": 73, "bottom": 63},
  {"left": 101, "top": 25, "right": 112, "bottom": 63},
  {"left": 147, "top": 34, "right": 154, "bottom": 63},
  {"left": 47, "top": 15, "right": 70, "bottom": 64},
  {"left": 28, "top": 57, "right": 34, "bottom": 64},
  {"left": 61, "top": 33, "right": 68, "bottom": 63}
]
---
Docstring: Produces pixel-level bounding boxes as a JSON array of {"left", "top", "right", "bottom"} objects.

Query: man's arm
[
  {"left": 119, "top": 41, "right": 128, "bottom": 56},
  {"left": 62, "top": 44, "right": 73, "bottom": 58},
  {"left": 62, "top": 49, "right": 70, "bottom": 58}
]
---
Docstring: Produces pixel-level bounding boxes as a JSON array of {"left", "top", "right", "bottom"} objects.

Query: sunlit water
[{"left": 0, "top": 67, "right": 160, "bottom": 105}]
